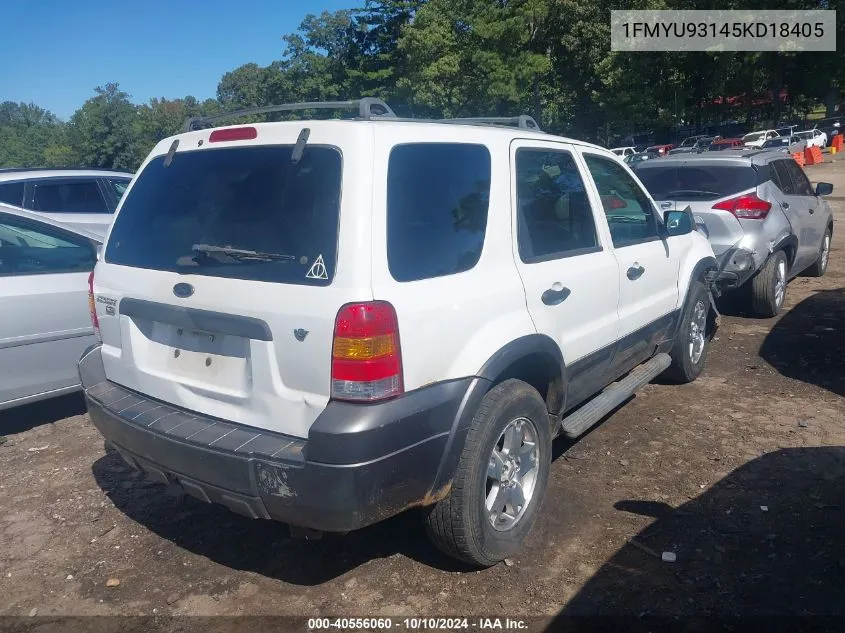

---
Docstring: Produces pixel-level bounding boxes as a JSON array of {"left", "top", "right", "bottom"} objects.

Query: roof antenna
[
  {"left": 291, "top": 128, "right": 310, "bottom": 164},
  {"left": 163, "top": 139, "right": 179, "bottom": 167}
]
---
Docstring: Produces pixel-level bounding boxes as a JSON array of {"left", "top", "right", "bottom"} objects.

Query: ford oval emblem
[{"left": 173, "top": 283, "right": 194, "bottom": 298}]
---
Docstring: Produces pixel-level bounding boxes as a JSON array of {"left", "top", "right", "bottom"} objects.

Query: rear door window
[
  {"left": 783, "top": 160, "right": 814, "bottom": 196},
  {"left": 0, "top": 182, "right": 24, "bottom": 206},
  {"left": 636, "top": 165, "right": 758, "bottom": 201},
  {"left": 387, "top": 143, "right": 491, "bottom": 282},
  {"left": 771, "top": 160, "right": 797, "bottom": 195},
  {"left": 31, "top": 179, "right": 109, "bottom": 213},
  {"left": 515, "top": 148, "right": 599, "bottom": 262},
  {"left": 105, "top": 146, "right": 342, "bottom": 286}
]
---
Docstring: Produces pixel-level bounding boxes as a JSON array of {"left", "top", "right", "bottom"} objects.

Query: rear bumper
[
  {"left": 79, "top": 345, "right": 485, "bottom": 532},
  {"left": 714, "top": 246, "right": 761, "bottom": 291}
]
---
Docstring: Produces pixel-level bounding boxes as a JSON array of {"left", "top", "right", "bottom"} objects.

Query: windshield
[
  {"left": 796, "top": 131, "right": 813, "bottom": 139},
  {"left": 763, "top": 138, "right": 788, "bottom": 147},
  {"left": 680, "top": 137, "right": 698, "bottom": 147},
  {"left": 635, "top": 164, "right": 758, "bottom": 201},
  {"left": 743, "top": 132, "right": 765, "bottom": 142},
  {"left": 105, "top": 145, "right": 342, "bottom": 286}
]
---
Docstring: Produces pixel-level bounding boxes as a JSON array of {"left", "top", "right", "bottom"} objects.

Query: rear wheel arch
[
  {"left": 477, "top": 335, "right": 566, "bottom": 420},
  {"left": 772, "top": 234, "right": 798, "bottom": 270},
  {"left": 426, "top": 335, "right": 564, "bottom": 505}
]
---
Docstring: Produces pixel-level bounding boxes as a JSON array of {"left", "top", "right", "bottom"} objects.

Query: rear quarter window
[
  {"left": 105, "top": 145, "right": 342, "bottom": 286},
  {"left": 387, "top": 143, "right": 491, "bottom": 282},
  {"left": 635, "top": 164, "right": 758, "bottom": 201}
]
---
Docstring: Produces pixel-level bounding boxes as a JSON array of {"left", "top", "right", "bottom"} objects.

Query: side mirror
[
  {"left": 663, "top": 208, "right": 694, "bottom": 236},
  {"left": 815, "top": 182, "right": 833, "bottom": 196}
]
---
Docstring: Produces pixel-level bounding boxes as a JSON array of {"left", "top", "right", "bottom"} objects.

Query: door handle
[
  {"left": 781, "top": 202, "right": 790, "bottom": 210},
  {"left": 627, "top": 264, "right": 645, "bottom": 280},
  {"left": 541, "top": 286, "right": 571, "bottom": 306},
  {"left": 809, "top": 206, "right": 815, "bottom": 214}
]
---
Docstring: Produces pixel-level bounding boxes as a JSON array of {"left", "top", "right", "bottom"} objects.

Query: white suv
[{"left": 78, "top": 99, "right": 719, "bottom": 566}]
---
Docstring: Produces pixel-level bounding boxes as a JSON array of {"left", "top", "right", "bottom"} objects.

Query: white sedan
[
  {"left": 742, "top": 130, "right": 779, "bottom": 148},
  {"left": 610, "top": 146, "right": 637, "bottom": 158},
  {"left": 0, "top": 204, "right": 101, "bottom": 411},
  {"left": 795, "top": 129, "right": 828, "bottom": 149}
]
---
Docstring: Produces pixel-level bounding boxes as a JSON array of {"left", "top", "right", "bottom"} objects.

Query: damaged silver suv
[{"left": 634, "top": 151, "right": 834, "bottom": 316}]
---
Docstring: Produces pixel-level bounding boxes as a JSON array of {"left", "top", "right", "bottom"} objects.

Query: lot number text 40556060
[{"left": 307, "top": 617, "right": 528, "bottom": 630}]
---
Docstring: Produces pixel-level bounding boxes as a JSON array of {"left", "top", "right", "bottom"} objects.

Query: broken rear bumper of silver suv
[
  {"left": 709, "top": 246, "right": 762, "bottom": 294},
  {"left": 78, "top": 344, "right": 488, "bottom": 533}
]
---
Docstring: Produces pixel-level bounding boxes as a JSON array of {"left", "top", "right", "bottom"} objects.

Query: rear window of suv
[
  {"left": 105, "top": 145, "right": 342, "bottom": 286},
  {"left": 387, "top": 143, "right": 491, "bottom": 282},
  {"left": 635, "top": 164, "right": 758, "bottom": 201}
]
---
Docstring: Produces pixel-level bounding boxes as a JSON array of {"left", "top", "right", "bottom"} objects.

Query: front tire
[
  {"left": 805, "top": 228, "right": 831, "bottom": 278},
  {"left": 750, "top": 250, "right": 788, "bottom": 317},
  {"left": 664, "top": 280, "right": 710, "bottom": 384},
  {"left": 424, "top": 379, "right": 552, "bottom": 567}
]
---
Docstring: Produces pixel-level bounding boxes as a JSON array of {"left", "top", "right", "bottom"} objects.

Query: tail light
[
  {"left": 331, "top": 302, "right": 403, "bottom": 402},
  {"left": 712, "top": 193, "right": 772, "bottom": 220},
  {"left": 88, "top": 270, "right": 101, "bottom": 342}
]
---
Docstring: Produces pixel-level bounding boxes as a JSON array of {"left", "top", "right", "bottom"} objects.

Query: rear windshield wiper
[{"left": 191, "top": 244, "right": 296, "bottom": 262}]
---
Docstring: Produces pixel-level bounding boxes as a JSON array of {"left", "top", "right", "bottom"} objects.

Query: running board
[{"left": 560, "top": 353, "right": 672, "bottom": 439}]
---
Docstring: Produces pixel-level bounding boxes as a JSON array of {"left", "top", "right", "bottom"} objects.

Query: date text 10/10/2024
[{"left": 307, "top": 618, "right": 529, "bottom": 630}]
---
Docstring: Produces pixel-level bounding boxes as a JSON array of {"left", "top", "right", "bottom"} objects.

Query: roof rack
[
  {"left": 183, "top": 97, "right": 397, "bottom": 132},
  {"left": 182, "top": 97, "right": 544, "bottom": 133},
  {"left": 439, "top": 115, "right": 542, "bottom": 131}
]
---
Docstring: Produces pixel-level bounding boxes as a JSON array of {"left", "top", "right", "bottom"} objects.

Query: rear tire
[
  {"left": 424, "top": 379, "right": 551, "bottom": 567},
  {"left": 664, "top": 280, "right": 710, "bottom": 384},
  {"left": 805, "top": 228, "right": 831, "bottom": 278},
  {"left": 750, "top": 250, "right": 788, "bottom": 317}
]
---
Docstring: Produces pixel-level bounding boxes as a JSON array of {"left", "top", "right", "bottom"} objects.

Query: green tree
[
  {"left": 398, "top": 0, "right": 549, "bottom": 118},
  {"left": 0, "top": 102, "right": 71, "bottom": 168},
  {"left": 133, "top": 96, "right": 221, "bottom": 164},
  {"left": 69, "top": 83, "right": 138, "bottom": 170}
]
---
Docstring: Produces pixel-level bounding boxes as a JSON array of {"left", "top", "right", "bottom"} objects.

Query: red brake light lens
[
  {"left": 208, "top": 127, "right": 258, "bottom": 143},
  {"left": 712, "top": 193, "right": 771, "bottom": 219},
  {"left": 88, "top": 270, "right": 101, "bottom": 342},
  {"left": 331, "top": 302, "right": 403, "bottom": 402}
]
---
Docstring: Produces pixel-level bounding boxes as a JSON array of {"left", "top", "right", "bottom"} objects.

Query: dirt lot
[{"left": 1, "top": 157, "right": 844, "bottom": 629}]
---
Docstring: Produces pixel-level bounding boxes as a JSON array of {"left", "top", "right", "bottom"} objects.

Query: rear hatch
[
  {"left": 635, "top": 161, "right": 762, "bottom": 257},
  {"left": 93, "top": 124, "right": 373, "bottom": 438}
]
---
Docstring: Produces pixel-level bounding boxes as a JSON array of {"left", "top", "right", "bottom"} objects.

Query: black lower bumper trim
[{"left": 80, "top": 345, "right": 474, "bottom": 532}]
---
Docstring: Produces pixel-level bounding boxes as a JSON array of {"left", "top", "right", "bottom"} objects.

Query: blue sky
[{"left": 0, "top": 0, "right": 353, "bottom": 120}]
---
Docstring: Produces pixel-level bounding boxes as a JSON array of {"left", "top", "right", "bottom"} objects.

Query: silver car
[
  {"left": 0, "top": 168, "right": 133, "bottom": 238},
  {"left": 633, "top": 150, "right": 834, "bottom": 317},
  {"left": 0, "top": 204, "right": 101, "bottom": 411}
]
